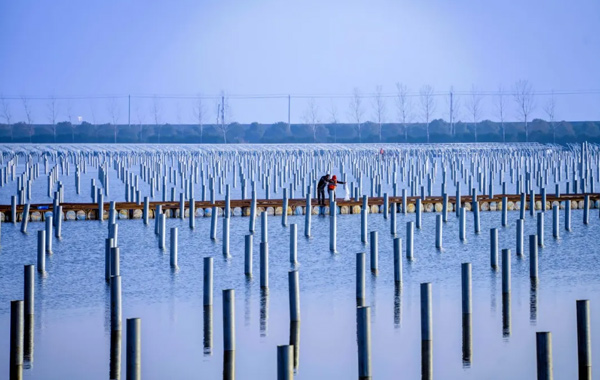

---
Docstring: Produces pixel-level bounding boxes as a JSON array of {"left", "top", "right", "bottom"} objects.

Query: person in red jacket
[{"left": 327, "top": 175, "right": 346, "bottom": 201}]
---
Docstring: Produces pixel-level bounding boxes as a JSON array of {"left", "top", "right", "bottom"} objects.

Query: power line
[{"left": 1, "top": 89, "right": 600, "bottom": 101}]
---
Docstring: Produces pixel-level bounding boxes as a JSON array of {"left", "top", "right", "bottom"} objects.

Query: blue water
[{"left": 1, "top": 206, "right": 599, "bottom": 379}]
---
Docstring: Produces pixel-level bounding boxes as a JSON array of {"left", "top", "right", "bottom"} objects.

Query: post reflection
[
  {"left": 394, "top": 283, "right": 402, "bottom": 328},
  {"left": 289, "top": 321, "right": 300, "bottom": 370},
  {"left": 110, "top": 330, "right": 121, "bottom": 380},
  {"left": 260, "top": 288, "right": 269, "bottom": 337},
  {"left": 223, "top": 350, "right": 235, "bottom": 380},
  {"left": 24, "top": 314, "right": 34, "bottom": 367},
  {"left": 530, "top": 279, "right": 538, "bottom": 325},
  {"left": 490, "top": 272, "right": 497, "bottom": 313},
  {"left": 421, "top": 340, "right": 432, "bottom": 380},
  {"left": 462, "top": 313, "right": 472, "bottom": 367},
  {"left": 502, "top": 293, "right": 511, "bottom": 338},
  {"left": 244, "top": 278, "right": 252, "bottom": 327},
  {"left": 204, "top": 305, "right": 213, "bottom": 355}
]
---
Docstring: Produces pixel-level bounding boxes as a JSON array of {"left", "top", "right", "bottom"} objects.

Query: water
[
  {"left": 1, "top": 143, "right": 599, "bottom": 379},
  {"left": 1, "top": 207, "right": 599, "bottom": 379}
]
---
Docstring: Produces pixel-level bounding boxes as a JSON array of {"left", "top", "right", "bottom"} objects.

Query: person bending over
[{"left": 317, "top": 174, "right": 330, "bottom": 206}]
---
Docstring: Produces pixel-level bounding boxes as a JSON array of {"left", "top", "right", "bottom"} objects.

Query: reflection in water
[
  {"left": 462, "top": 313, "right": 472, "bottom": 367},
  {"left": 10, "top": 362, "right": 22, "bottom": 380},
  {"left": 260, "top": 289, "right": 269, "bottom": 337},
  {"left": 370, "top": 273, "right": 377, "bottom": 320},
  {"left": 170, "top": 271, "right": 177, "bottom": 324},
  {"left": 104, "top": 284, "right": 110, "bottom": 334},
  {"left": 490, "top": 271, "right": 498, "bottom": 313},
  {"left": 244, "top": 278, "right": 252, "bottom": 327},
  {"left": 38, "top": 273, "right": 47, "bottom": 333},
  {"left": 530, "top": 280, "right": 538, "bottom": 325},
  {"left": 110, "top": 330, "right": 121, "bottom": 380},
  {"left": 393, "top": 283, "right": 402, "bottom": 328},
  {"left": 223, "top": 350, "right": 235, "bottom": 380},
  {"left": 24, "top": 314, "right": 34, "bottom": 367},
  {"left": 502, "top": 293, "right": 511, "bottom": 338},
  {"left": 422, "top": 340, "right": 432, "bottom": 380},
  {"left": 203, "top": 305, "right": 213, "bottom": 356},
  {"left": 289, "top": 321, "right": 300, "bottom": 370}
]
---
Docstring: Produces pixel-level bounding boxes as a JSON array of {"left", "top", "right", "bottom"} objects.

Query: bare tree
[
  {"left": 193, "top": 96, "right": 205, "bottom": 143},
  {"left": 47, "top": 96, "right": 58, "bottom": 142},
  {"left": 371, "top": 85, "right": 386, "bottom": 142},
  {"left": 495, "top": 86, "right": 507, "bottom": 142},
  {"left": 329, "top": 98, "right": 338, "bottom": 143},
  {"left": 0, "top": 96, "right": 12, "bottom": 141},
  {"left": 1, "top": 96, "right": 12, "bottom": 125},
  {"left": 466, "top": 85, "right": 483, "bottom": 142},
  {"left": 513, "top": 79, "right": 535, "bottom": 142},
  {"left": 447, "top": 86, "right": 461, "bottom": 137},
  {"left": 419, "top": 85, "right": 436, "bottom": 143},
  {"left": 349, "top": 87, "right": 364, "bottom": 142},
  {"left": 395, "top": 83, "right": 412, "bottom": 142},
  {"left": 543, "top": 91, "right": 557, "bottom": 144},
  {"left": 21, "top": 96, "right": 34, "bottom": 142},
  {"left": 152, "top": 96, "right": 162, "bottom": 143},
  {"left": 303, "top": 97, "right": 320, "bottom": 142},
  {"left": 107, "top": 97, "right": 120, "bottom": 143},
  {"left": 216, "top": 91, "right": 232, "bottom": 143}
]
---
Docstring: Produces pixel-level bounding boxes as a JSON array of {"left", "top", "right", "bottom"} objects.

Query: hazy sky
[{"left": 1, "top": 0, "right": 599, "bottom": 124}]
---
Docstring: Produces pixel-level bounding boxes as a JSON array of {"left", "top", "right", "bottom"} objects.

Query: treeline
[{"left": 1, "top": 119, "right": 599, "bottom": 144}]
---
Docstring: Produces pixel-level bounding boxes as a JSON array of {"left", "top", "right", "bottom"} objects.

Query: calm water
[{"left": 1, "top": 207, "right": 599, "bottom": 379}]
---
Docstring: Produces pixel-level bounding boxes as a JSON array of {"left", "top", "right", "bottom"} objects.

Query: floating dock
[{"left": 2, "top": 193, "right": 599, "bottom": 222}]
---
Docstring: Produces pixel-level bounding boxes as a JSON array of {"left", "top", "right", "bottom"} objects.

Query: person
[
  {"left": 317, "top": 174, "right": 330, "bottom": 206},
  {"left": 327, "top": 175, "right": 346, "bottom": 201}
]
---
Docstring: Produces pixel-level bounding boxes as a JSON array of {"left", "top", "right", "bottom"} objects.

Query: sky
[{"left": 0, "top": 0, "right": 599, "bottom": 125}]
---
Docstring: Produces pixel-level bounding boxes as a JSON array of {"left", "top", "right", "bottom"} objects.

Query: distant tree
[
  {"left": 1, "top": 96, "right": 12, "bottom": 125},
  {"left": 216, "top": 91, "right": 232, "bottom": 143},
  {"left": 349, "top": 87, "right": 364, "bottom": 142},
  {"left": 466, "top": 85, "right": 483, "bottom": 142},
  {"left": 107, "top": 97, "right": 120, "bottom": 143},
  {"left": 152, "top": 96, "right": 162, "bottom": 143},
  {"left": 47, "top": 95, "right": 58, "bottom": 142},
  {"left": 303, "top": 97, "right": 319, "bottom": 142},
  {"left": 372, "top": 85, "right": 386, "bottom": 142},
  {"left": 328, "top": 98, "right": 338, "bottom": 143},
  {"left": 447, "top": 86, "right": 461, "bottom": 137},
  {"left": 419, "top": 85, "right": 436, "bottom": 143},
  {"left": 495, "top": 85, "right": 507, "bottom": 142},
  {"left": 395, "top": 83, "right": 411, "bottom": 142},
  {"left": 21, "top": 96, "right": 34, "bottom": 142},
  {"left": 194, "top": 96, "right": 205, "bottom": 143},
  {"left": 1, "top": 95, "right": 13, "bottom": 141},
  {"left": 543, "top": 91, "right": 557, "bottom": 144},
  {"left": 513, "top": 80, "right": 535, "bottom": 142}
]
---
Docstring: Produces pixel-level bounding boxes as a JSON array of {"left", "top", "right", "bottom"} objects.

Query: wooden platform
[{"left": 1, "top": 193, "right": 599, "bottom": 222}]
